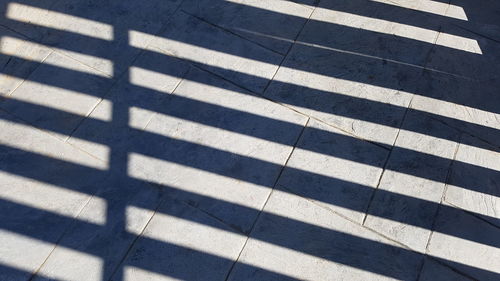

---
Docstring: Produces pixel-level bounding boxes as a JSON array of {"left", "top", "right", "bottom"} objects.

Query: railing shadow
[{"left": 0, "top": 0, "right": 499, "bottom": 280}]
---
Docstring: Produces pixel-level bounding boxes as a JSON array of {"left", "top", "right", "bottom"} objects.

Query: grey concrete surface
[{"left": 0, "top": 0, "right": 499, "bottom": 280}]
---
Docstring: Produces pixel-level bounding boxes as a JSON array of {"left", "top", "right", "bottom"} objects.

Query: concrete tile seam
[{"left": 224, "top": 117, "right": 310, "bottom": 281}]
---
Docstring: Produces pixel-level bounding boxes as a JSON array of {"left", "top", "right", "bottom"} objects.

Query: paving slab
[
  {"left": 0, "top": 111, "right": 107, "bottom": 280},
  {"left": 147, "top": 11, "right": 283, "bottom": 93},
  {"left": 112, "top": 197, "right": 247, "bottom": 281},
  {"left": 445, "top": 134, "right": 500, "bottom": 227},
  {"left": 275, "top": 119, "right": 389, "bottom": 223},
  {"left": 364, "top": 110, "right": 460, "bottom": 251},
  {"left": 0, "top": 51, "right": 113, "bottom": 140},
  {"left": 427, "top": 206, "right": 500, "bottom": 280},
  {"left": 0, "top": 26, "right": 52, "bottom": 96},
  {"left": 125, "top": 67, "right": 306, "bottom": 233},
  {"left": 180, "top": 0, "right": 313, "bottom": 55},
  {"left": 0, "top": 0, "right": 498, "bottom": 280},
  {"left": 227, "top": 190, "right": 423, "bottom": 280}
]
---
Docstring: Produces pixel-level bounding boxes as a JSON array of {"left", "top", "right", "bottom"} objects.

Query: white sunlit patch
[
  {"left": 133, "top": 106, "right": 294, "bottom": 164},
  {"left": 370, "top": 0, "right": 468, "bottom": 20},
  {"left": 0, "top": 171, "right": 107, "bottom": 225},
  {"left": 230, "top": 1, "right": 477, "bottom": 54},
  {"left": 226, "top": 0, "right": 314, "bottom": 16},
  {"left": 411, "top": 96, "right": 499, "bottom": 130},
  {"left": 129, "top": 66, "right": 181, "bottom": 93},
  {"left": 123, "top": 266, "right": 183, "bottom": 281},
  {"left": 34, "top": 241, "right": 104, "bottom": 281},
  {"left": 0, "top": 229, "right": 57, "bottom": 273},
  {"left": 0, "top": 230, "right": 101, "bottom": 281},
  {"left": 4, "top": 79, "right": 104, "bottom": 126},
  {"left": 0, "top": 119, "right": 108, "bottom": 170},
  {"left": 312, "top": 7, "right": 481, "bottom": 54},
  {"left": 126, "top": 206, "right": 245, "bottom": 259},
  {"left": 436, "top": 32, "right": 482, "bottom": 54},
  {"left": 127, "top": 152, "right": 270, "bottom": 209},
  {"left": 7, "top": 3, "right": 113, "bottom": 41},
  {"left": 0, "top": 36, "right": 112, "bottom": 77},
  {"left": 128, "top": 30, "right": 278, "bottom": 79}
]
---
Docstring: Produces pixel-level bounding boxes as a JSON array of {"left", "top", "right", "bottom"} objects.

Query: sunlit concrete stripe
[
  {"left": 0, "top": 229, "right": 56, "bottom": 277},
  {"left": 286, "top": 145, "right": 385, "bottom": 186},
  {"left": 127, "top": 152, "right": 271, "bottom": 210},
  {"left": 435, "top": 32, "right": 482, "bottom": 54},
  {"left": 0, "top": 32, "right": 51, "bottom": 96},
  {"left": 126, "top": 206, "right": 245, "bottom": 259},
  {"left": 232, "top": 0, "right": 478, "bottom": 53},
  {"left": 411, "top": 96, "right": 500, "bottom": 131},
  {"left": 0, "top": 229, "right": 102, "bottom": 281},
  {"left": 0, "top": 36, "right": 113, "bottom": 77},
  {"left": 226, "top": 0, "right": 314, "bottom": 16},
  {"left": 123, "top": 267, "right": 183, "bottom": 281},
  {"left": 427, "top": 222, "right": 500, "bottom": 277},
  {"left": 133, "top": 110, "right": 294, "bottom": 164},
  {"left": 0, "top": 171, "right": 107, "bottom": 225},
  {"left": 370, "top": 0, "right": 468, "bottom": 20},
  {"left": 129, "top": 30, "right": 278, "bottom": 80},
  {"left": 232, "top": 27, "right": 475, "bottom": 79},
  {"left": 6, "top": 3, "right": 113, "bottom": 41},
  {"left": 0, "top": 119, "right": 108, "bottom": 169},
  {"left": 1, "top": 85, "right": 105, "bottom": 126},
  {"left": 312, "top": 7, "right": 480, "bottom": 54},
  {"left": 129, "top": 66, "right": 182, "bottom": 94},
  {"left": 125, "top": 205, "right": 391, "bottom": 277}
]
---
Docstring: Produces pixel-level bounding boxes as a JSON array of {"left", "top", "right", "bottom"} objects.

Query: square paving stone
[
  {"left": 276, "top": 119, "right": 389, "bottom": 223},
  {"left": 148, "top": 11, "right": 283, "bottom": 93},
  {"left": 180, "top": 0, "right": 313, "bottom": 54},
  {"left": 427, "top": 206, "right": 500, "bottom": 280},
  {"left": 0, "top": 26, "right": 52, "bottom": 96},
  {"left": 227, "top": 190, "right": 424, "bottom": 281},
  {"left": 125, "top": 67, "right": 307, "bottom": 233},
  {"left": 0, "top": 51, "right": 113, "bottom": 140},
  {"left": 0, "top": 111, "right": 108, "bottom": 280},
  {"left": 445, "top": 134, "right": 500, "bottom": 227},
  {"left": 111, "top": 197, "right": 247, "bottom": 281},
  {"left": 364, "top": 110, "right": 460, "bottom": 251}
]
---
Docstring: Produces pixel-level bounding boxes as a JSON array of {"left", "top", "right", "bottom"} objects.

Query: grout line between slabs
[
  {"left": 222, "top": 8, "right": 318, "bottom": 278},
  {"left": 179, "top": 9, "right": 287, "bottom": 57},
  {"left": 223, "top": 117, "right": 310, "bottom": 281}
]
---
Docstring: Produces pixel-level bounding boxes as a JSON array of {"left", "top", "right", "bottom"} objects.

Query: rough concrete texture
[{"left": 0, "top": 0, "right": 498, "bottom": 280}]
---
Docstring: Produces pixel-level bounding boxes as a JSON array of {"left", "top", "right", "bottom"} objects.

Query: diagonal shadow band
[
  {"left": 1, "top": 49, "right": 498, "bottom": 152},
  {"left": 0, "top": 147, "right": 499, "bottom": 279}
]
